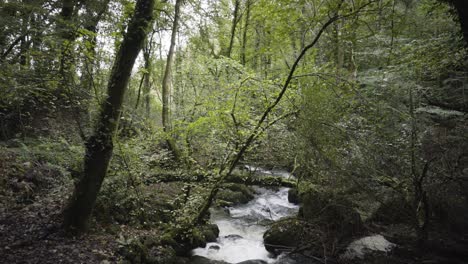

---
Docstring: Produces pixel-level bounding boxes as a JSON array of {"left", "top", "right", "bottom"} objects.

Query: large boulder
[
  {"left": 161, "top": 224, "right": 220, "bottom": 256},
  {"left": 263, "top": 218, "right": 309, "bottom": 254},
  {"left": 216, "top": 183, "right": 255, "bottom": 206},
  {"left": 264, "top": 218, "right": 328, "bottom": 257},
  {"left": 263, "top": 190, "right": 364, "bottom": 259}
]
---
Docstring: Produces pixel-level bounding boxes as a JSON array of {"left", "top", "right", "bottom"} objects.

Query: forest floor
[
  {"left": 0, "top": 146, "right": 119, "bottom": 264},
  {"left": 0, "top": 143, "right": 173, "bottom": 264}
]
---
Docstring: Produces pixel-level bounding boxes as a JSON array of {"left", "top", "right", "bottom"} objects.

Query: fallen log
[{"left": 145, "top": 170, "right": 296, "bottom": 188}]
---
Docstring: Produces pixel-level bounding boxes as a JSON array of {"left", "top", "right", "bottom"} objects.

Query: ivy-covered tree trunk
[{"left": 63, "top": 0, "right": 155, "bottom": 233}]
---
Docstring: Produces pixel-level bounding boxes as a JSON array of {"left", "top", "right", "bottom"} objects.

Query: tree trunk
[
  {"left": 451, "top": 0, "right": 468, "bottom": 47},
  {"left": 58, "top": 0, "right": 77, "bottom": 81},
  {"left": 240, "top": 0, "right": 251, "bottom": 65},
  {"left": 135, "top": 43, "right": 152, "bottom": 117},
  {"left": 63, "top": 0, "right": 155, "bottom": 233},
  {"left": 227, "top": 0, "right": 241, "bottom": 58},
  {"left": 162, "top": 0, "right": 182, "bottom": 157},
  {"left": 409, "top": 87, "right": 429, "bottom": 245},
  {"left": 81, "top": 0, "right": 110, "bottom": 93},
  {"left": 143, "top": 38, "right": 154, "bottom": 117}
]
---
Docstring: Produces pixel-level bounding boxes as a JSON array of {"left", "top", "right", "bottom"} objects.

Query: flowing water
[{"left": 192, "top": 167, "right": 299, "bottom": 263}]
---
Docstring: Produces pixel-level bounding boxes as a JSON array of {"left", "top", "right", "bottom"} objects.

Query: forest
[{"left": 0, "top": 0, "right": 467, "bottom": 263}]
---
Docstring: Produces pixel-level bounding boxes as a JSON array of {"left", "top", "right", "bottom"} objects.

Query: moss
[
  {"left": 201, "top": 224, "right": 219, "bottom": 242},
  {"left": 161, "top": 224, "right": 219, "bottom": 257},
  {"left": 263, "top": 218, "right": 306, "bottom": 254},
  {"left": 215, "top": 183, "right": 255, "bottom": 206}
]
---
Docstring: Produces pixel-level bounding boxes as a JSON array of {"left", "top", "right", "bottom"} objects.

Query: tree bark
[
  {"left": 58, "top": 0, "right": 78, "bottom": 81},
  {"left": 135, "top": 42, "right": 152, "bottom": 116},
  {"left": 451, "top": 0, "right": 468, "bottom": 47},
  {"left": 240, "top": 0, "right": 251, "bottom": 65},
  {"left": 63, "top": 0, "right": 155, "bottom": 233},
  {"left": 227, "top": 0, "right": 241, "bottom": 58},
  {"left": 81, "top": 0, "right": 110, "bottom": 93},
  {"left": 162, "top": 0, "right": 182, "bottom": 157}
]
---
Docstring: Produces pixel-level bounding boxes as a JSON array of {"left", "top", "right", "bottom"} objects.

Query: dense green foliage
[{"left": 1, "top": 0, "right": 467, "bottom": 262}]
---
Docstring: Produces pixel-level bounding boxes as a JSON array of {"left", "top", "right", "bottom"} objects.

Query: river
[{"left": 192, "top": 167, "right": 299, "bottom": 263}]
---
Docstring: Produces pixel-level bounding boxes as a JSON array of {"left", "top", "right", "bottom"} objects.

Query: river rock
[
  {"left": 236, "top": 260, "right": 268, "bottom": 264},
  {"left": 287, "top": 188, "right": 300, "bottom": 204},
  {"left": 208, "top": 245, "right": 220, "bottom": 250},
  {"left": 224, "top": 234, "right": 243, "bottom": 240},
  {"left": 161, "top": 224, "right": 219, "bottom": 256},
  {"left": 203, "top": 224, "right": 220, "bottom": 243},
  {"left": 340, "top": 234, "right": 396, "bottom": 260},
  {"left": 216, "top": 184, "right": 255, "bottom": 206},
  {"left": 190, "top": 255, "right": 228, "bottom": 264},
  {"left": 263, "top": 218, "right": 308, "bottom": 254}
]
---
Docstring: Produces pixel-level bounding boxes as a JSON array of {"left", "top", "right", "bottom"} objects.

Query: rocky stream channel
[{"left": 191, "top": 166, "right": 300, "bottom": 264}]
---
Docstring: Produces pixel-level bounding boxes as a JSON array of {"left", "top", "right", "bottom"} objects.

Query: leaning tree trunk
[{"left": 63, "top": 0, "right": 155, "bottom": 233}]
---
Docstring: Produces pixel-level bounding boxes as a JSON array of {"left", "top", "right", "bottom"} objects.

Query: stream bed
[{"left": 192, "top": 168, "right": 299, "bottom": 263}]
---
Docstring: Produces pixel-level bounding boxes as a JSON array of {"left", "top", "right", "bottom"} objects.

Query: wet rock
[
  {"left": 224, "top": 234, "right": 243, "bottom": 240},
  {"left": 236, "top": 260, "right": 268, "bottom": 264},
  {"left": 263, "top": 218, "right": 307, "bottom": 255},
  {"left": 161, "top": 224, "right": 219, "bottom": 257},
  {"left": 287, "top": 188, "right": 299, "bottom": 204},
  {"left": 216, "top": 184, "right": 255, "bottom": 206},
  {"left": 190, "top": 255, "right": 228, "bottom": 264},
  {"left": 208, "top": 245, "right": 220, "bottom": 250},
  {"left": 203, "top": 224, "right": 220, "bottom": 243}
]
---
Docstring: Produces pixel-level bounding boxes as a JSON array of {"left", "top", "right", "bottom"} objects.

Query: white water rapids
[{"left": 192, "top": 167, "right": 299, "bottom": 263}]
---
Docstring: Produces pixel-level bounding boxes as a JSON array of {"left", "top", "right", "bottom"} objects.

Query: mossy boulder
[
  {"left": 202, "top": 224, "right": 220, "bottom": 243},
  {"left": 162, "top": 224, "right": 220, "bottom": 256},
  {"left": 263, "top": 218, "right": 325, "bottom": 257},
  {"left": 288, "top": 188, "right": 300, "bottom": 204},
  {"left": 216, "top": 184, "right": 255, "bottom": 206},
  {"left": 263, "top": 218, "right": 306, "bottom": 254}
]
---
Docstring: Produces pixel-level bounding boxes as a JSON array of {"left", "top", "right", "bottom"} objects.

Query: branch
[
  {"left": 1, "top": 33, "right": 28, "bottom": 61},
  {"left": 191, "top": 0, "right": 378, "bottom": 226}
]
